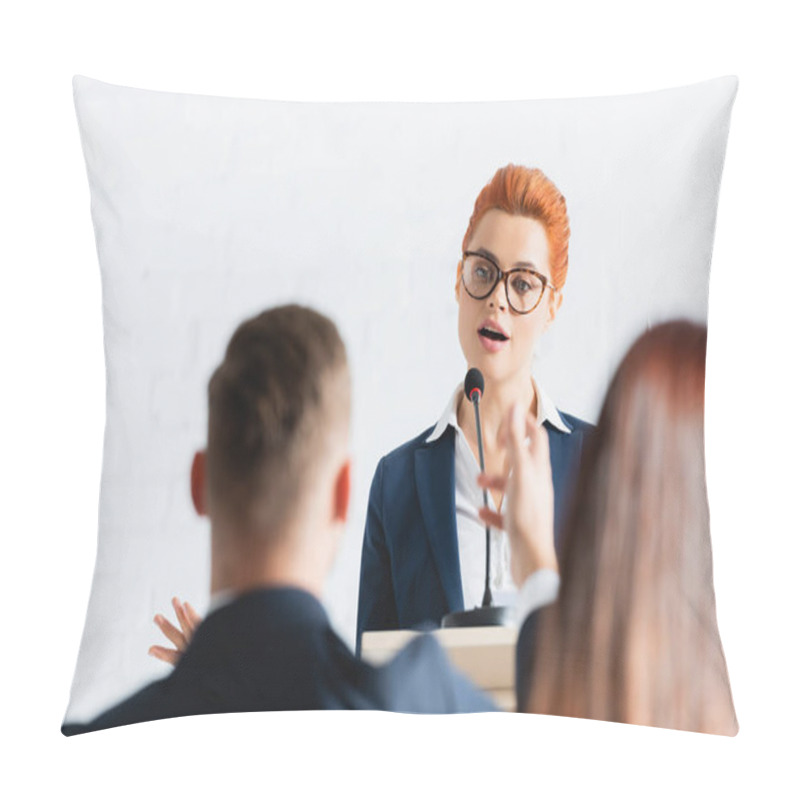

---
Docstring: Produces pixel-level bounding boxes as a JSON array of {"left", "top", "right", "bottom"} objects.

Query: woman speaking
[{"left": 356, "top": 164, "right": 592, "bottom": 647}]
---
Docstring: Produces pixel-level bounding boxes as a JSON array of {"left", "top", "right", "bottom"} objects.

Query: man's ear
[
  {"left": 454, "top": 260, "right": 463, "bottom": 301},
  {"left": 332, "top": 458, "right": 352, "bottom": 525},
  {"left": 190, "top": 450, "right": 208, "bottom": 517}
]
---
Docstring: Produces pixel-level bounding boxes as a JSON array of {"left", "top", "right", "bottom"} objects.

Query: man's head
[{"left": 191, "top": 305, "right": 351, "bottom": 592}]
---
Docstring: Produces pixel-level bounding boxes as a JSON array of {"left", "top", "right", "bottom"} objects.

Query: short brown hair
[
  {"left": 206, "top": 305, "right": 350, "bottom": 538},
  {"left": 527, "top": 321, "right": 737, "bottom": 735},
  {"left": 461, "top": 164, "right": 571, "bottom": 290}
]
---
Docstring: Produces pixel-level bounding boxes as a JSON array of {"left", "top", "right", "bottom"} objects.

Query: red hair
[{"left": 461, "top": 165, "right": 571, "bottom": 291}]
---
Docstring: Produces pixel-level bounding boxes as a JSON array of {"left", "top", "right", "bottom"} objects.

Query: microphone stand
[
  {"left": 473, "top": 390, "right": 493, "bottom": 609},
  {"left": 441, "top": 381, "right": 515, "bottom": 629}
]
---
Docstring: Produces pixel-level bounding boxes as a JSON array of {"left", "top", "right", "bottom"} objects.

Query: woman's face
[{"left": 457, "top": 209, "right": 562, "bottom": 385}]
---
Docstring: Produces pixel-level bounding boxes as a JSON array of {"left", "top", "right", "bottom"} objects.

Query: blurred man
[{"left": 64, "top": 305, "right": 494, "bottom": 735}]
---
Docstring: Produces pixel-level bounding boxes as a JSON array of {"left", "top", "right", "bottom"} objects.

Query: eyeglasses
[{"left": 461, "top": 251, "right": 558, "bottom": 314}]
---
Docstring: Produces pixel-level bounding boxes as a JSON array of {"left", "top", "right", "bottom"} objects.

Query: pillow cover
[{"left": 64, "top": 75, "right": 737, "bottom": 725}]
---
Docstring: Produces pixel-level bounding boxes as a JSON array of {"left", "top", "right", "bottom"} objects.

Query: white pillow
[{"left": 64, "top": 75, "right": 737, "bottom": 723}]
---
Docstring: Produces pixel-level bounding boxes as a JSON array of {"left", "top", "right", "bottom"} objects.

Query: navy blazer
[
  {"left": 356, "top": 412, "right": 591, "bottom": 651},
  {"left": 515, "top": 607, "right": 542, "bottom": 712},
  {"left": 62, "top": 587, "right": 496, "bottom": 735}
]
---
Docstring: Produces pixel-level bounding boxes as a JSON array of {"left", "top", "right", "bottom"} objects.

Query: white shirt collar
[
  {"left": 536, "top": 378, "right": 572, "bottom": 434},
  {"left": 425, "top": 377, "right": 571, "bottom": 444}
]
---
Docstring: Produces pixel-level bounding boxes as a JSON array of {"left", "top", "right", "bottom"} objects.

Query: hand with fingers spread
[
  {"left": 478, "top": 402, "right": 558, "bottom": 586},
  {"left": 148, "top": 597, "right": 202, "bottom": 666}
]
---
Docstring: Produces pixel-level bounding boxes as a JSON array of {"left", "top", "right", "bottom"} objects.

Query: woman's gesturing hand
[
  {"left": 478, "top": 403, "right": 558, "bottom": 586},
  {"left": 148, "top": 597, "right": 202, "bottom": 666}
]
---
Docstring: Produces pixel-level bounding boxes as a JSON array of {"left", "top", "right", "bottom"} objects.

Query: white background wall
[{"left": 1, "top": 1, "right": 798, "bottom": 797}]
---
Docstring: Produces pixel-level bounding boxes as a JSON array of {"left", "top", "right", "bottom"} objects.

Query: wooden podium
[{"left": 360, "top": 625, "right": 518, "bottom": 711}]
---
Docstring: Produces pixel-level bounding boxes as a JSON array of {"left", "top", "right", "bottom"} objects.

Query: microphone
[
  {"left": 441, "top": 368, "right": 514, "bottom": 629},
  {"left": 464, "top": 367, "right": 484, "bottom": 404}
]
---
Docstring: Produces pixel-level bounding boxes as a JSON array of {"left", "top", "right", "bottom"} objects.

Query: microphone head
[{"left": 464, "top": 367, "right": 484, "bottom": 402}]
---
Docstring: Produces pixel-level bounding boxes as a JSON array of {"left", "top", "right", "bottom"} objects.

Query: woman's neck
[{"left": 457, "top": 372, "right": 537, "bottom": 452}]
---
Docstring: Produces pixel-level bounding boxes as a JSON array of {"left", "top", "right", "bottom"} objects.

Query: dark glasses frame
[{"left": 461, "top": 250, "right": 558, "bottom": 315}]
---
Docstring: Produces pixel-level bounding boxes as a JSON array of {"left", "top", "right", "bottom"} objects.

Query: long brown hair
[{"left": 527, "top": 320, "right": 737, "bottom": 735}]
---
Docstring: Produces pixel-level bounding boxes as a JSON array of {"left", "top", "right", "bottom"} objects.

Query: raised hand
[
  {"left": 478, "top": 402, "right": 557, "bottom": 586},
  {"left": 148, "top": 596, "right": 202, "bottom": 666}
]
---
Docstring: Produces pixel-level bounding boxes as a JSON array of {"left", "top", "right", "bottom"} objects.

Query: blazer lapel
[
  {"left": 546, "top": 422, "right": 583, "bottom": 546},
  {"left": 546, "top": 424, "right": 570, "bottom": 493},
  {"left": 413, "top": 427, "right": 464, "bottom": 614}
]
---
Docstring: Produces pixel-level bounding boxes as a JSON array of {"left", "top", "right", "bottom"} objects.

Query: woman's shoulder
[
  {"left": 555, "top": 410, "right": 595, "bottom": 435},
  {"left": 379, "top": 424, "right": 454, "bottom": 468},
  {"left": 367, "top": 424, "right": 454, "bottom": 499}
]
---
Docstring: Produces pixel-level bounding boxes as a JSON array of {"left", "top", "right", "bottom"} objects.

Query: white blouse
[{"left": 425, "top": 380, "right": 571, "bottom": 623}]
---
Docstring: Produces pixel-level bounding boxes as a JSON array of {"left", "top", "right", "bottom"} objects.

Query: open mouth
[{"left": 478, "top": 326, "right": 509, "bottom": 342}]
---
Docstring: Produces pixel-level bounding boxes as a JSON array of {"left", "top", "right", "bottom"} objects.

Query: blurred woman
[
  {"left": 481, "top": 320, "right": 737, "bottom": 734},
  {"left": 357, "top": 165, "right": 592, "bottom": 648}
]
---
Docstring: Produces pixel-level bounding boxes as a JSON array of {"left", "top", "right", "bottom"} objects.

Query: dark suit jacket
[
  {"left": 356, "top": 413, "right": 591, "bottom": 652},
  {"left": 515, "top": 607, "right": 542, "bottom": 713},
  {"left": 62, "top": 587, "right": 496, "bottom": 735}
]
